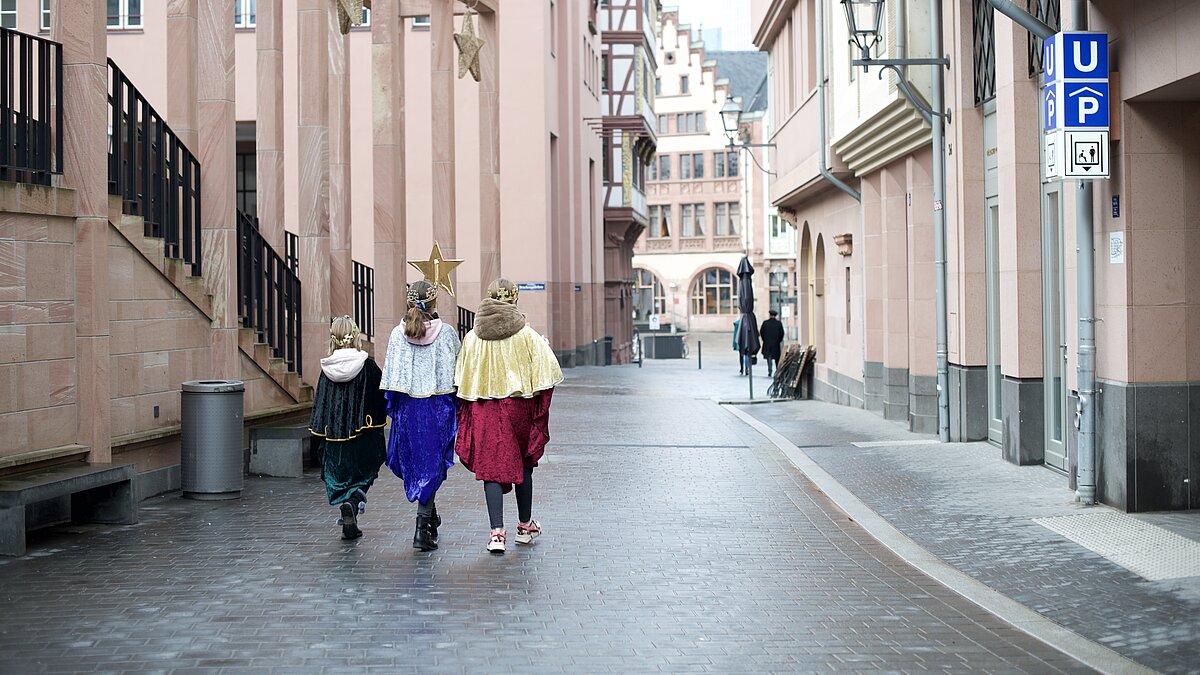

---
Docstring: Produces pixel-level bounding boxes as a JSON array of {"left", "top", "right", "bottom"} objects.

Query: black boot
[
  {"left": 429, "top": 505, "right": 442, "bottom": 542},
  {"left": 339, "top": 503, "right": 362, "bottom": 540},
  {"left": 413, "top": 515, "right": 438, "bottom": 551}
]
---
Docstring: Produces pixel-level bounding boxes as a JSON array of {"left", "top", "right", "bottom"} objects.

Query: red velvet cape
[{"left": 455, "top": 389, "right": 553, "bottom": 491}]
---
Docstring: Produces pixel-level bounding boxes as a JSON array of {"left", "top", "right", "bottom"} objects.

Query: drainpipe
[
  {"left": 1067, "top": 0, "right": 1096, "bottom": 504},
  {"left": 930, "top": 0, "right": 950, "bottom": 442},
  {"left": 988, "top": 0, "right": 1055, "bottom": 39},
  {"left": 815, "top": 0, "right": 861, "bottom": 203}
]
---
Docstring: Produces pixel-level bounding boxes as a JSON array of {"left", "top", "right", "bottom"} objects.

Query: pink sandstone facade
[
  {"left": 754, "top": 0, "right": 1200, "bottom": 511},
  {"left": 1, "top": 1, "right": 609, "bottom": 491}
]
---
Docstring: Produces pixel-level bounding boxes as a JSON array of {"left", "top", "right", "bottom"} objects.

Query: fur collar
[{"left": 474, "top": 298, "right": 526, "bottom": 341}]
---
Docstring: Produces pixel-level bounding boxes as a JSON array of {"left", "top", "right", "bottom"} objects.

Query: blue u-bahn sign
[{"left": 1042, "top": 31, "right": 1110, "bottom": 180}]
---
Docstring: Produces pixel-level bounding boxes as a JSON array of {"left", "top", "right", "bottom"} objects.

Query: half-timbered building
[{"left": 600, "top": 0, "right": 659, "bottom": 363}]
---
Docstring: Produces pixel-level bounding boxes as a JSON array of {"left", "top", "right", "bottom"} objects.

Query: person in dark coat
[{"left": 760, "top": 310, "right": 785, "bottom": 376}]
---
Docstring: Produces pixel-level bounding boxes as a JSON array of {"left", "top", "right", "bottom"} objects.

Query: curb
[{"left": 722, "top": 403, "right": 1157, "bottom": 675}]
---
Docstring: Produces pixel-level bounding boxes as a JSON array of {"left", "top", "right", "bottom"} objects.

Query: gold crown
[
  {"left": 407, "top": 284, "right": 438, "bottom": 307},
  {"left": 491, "top": 285, "right": 519, "bottom": 304}
]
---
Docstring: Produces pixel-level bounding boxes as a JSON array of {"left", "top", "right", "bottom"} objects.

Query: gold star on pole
[
  {"left": 454, "top": 10, "right": 484, "bottom": 82},
  {"left": 409, "top": 242, "right": 465, "bottom": 297}
]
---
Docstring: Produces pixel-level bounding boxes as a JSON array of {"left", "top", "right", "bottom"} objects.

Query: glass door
[
  {"left": 1042, "top": 186, "right": 1068, "bottom": 471},
  {"left": 985, "top": 197, "right": 1003, "bottom": 444}
]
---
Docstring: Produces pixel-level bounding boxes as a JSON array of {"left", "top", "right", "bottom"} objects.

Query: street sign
[
  {"left": 1064, "top": 130, "right": 1109, "bottom": 177},
  {"left": 1046, "top": 129, "right": 1109, "bottom": 179},
  {"left": 1043, "top": 32, "right": 1108, "bottom": 85},
  {"left": 1042, "top": 31, "right": 1109, "bottom": 181}
]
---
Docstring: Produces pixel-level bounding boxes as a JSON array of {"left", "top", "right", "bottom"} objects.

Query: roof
[{"left": 709, "top": 51, "right": 769, "bottom": 113}]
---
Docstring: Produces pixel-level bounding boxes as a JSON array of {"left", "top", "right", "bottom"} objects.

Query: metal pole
[
  {"left": 698, "top": 340, "right": 702, "bottom": 369},
  {"left": 931, "top": 0, "right": 950, "bottom": 443},
  {"left": 815, "top": 0, "right": 862, "bottom": 202},
  {"left": 749, "top": 355, "right": 754, "bottom": 400},
  {"left": 1069, "top": 0, "right": 1097, "bottom": 505}
]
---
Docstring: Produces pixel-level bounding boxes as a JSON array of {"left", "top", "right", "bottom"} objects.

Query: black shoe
[
  {"left": 413, "top": 515, "right": 438, "bottom": 551},
  {"left": 339, "top": 502, "right": 362, "bottom": 540},
  {"left": 429, "top": 505, "right": 442, "bottom": 543}
]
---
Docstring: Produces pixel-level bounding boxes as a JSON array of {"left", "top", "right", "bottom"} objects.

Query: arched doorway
[
  {"left": 799, "top": 223, "right": 812, "bottom": 345},
  {"left": 632, "top": 268, "right": 667, "bottom": 326},
  {"left": 688, "top": 267, "right": 740, "bottom": 331},
  {"left": 814, "top": 233, "right": 826, "bottom": 361}
]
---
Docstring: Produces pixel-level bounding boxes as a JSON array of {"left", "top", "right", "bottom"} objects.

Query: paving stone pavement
[
  {"left": 742, "top": 399, "right": 1200, "bottom": 675},
  {"left": 0, "top": 352, "right": 1093, "bottom": 674}
]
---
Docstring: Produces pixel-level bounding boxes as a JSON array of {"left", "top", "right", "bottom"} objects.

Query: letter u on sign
[{"left": 1061, "top": 33, "right": 1108, "bottom": 80}]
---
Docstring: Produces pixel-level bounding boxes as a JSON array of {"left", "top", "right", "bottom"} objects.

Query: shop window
[{"left": 691, "top": 268, "right": 739, "bottom": 315}]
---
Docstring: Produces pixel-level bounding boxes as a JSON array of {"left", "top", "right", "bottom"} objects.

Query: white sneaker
[
  {"left": 515, "top": 520, "right": 541, "bottom": 545},
  {"left": 486, "top": 530, "right": 506, "bottom": 554}
]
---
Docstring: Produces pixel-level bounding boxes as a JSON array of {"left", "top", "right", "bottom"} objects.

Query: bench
[
  {"left": 249, "top": 420, "right": 314, "bottom": 478},
  {"left": 0, "top": 463, "right": 138, "bottom": 556}
]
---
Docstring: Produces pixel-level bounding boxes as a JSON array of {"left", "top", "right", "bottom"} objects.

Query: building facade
[
  {"left": 0, "top": 1, "right": 606, "bottom": 493},
  {"left": 635, "top": 8, "right": 790, "bottom": 336},
  {"left": 753, "top": 0, "right": 1200, "bottom": 512},
  {"left": 600, "top": 0, "right": 658, "bottom": 364}
]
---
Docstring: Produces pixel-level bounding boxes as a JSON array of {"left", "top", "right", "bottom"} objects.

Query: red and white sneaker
[
  {"left": 486, "top": 529, "right": 506, "bottom": 554},
  {"left": 515, "top": 520, "right": 541, "bottom": 545}
]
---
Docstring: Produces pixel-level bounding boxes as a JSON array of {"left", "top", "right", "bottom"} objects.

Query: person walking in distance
[
  {"left": 380, "top": 280, "right": 461, "bottom": 551},
  {"left": 309, "top": 316, "right": 388, "bottom": 540},
  {"left": 760, "top": 309, "right": 785, "bottom": 377},
  {"left": 455, "top": 279, "right": 563, "bottom": 554}
]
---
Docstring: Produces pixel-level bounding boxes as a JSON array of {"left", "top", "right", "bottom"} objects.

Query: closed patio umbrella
[{"left": 736, "top": 256, "right": 760, "bottom": 397}]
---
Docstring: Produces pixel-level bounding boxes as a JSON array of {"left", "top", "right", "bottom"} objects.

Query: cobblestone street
[{"left": 0, "top": 343, "right": 1100, "bottom": 674}]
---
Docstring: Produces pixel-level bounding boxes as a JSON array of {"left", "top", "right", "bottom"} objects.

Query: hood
[
  {"left": 474, "top": 298, "right": 526, "bottom": 341},
  {"left": 406, "top": 319, "right": 445, "bottom": 346},
  {"left": 320, "top": 348, "right": 369, "bottom": 382}
]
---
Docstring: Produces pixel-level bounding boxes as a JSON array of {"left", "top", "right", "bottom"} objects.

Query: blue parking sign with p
[
  {"left": 1063, "top": 81, "right": 1108, "bottom": 128},
  {"left": 1060, "top": 33, "right": 1107, "bottom": 80}
]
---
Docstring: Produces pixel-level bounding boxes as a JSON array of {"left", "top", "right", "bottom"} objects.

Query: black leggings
[{"left": 484, "top": 467, "right": 533, "bottom": 530}]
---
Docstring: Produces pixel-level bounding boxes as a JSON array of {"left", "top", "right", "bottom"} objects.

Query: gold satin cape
[{"left": 454, "top": 325, "right": 564, "bottom": 400}]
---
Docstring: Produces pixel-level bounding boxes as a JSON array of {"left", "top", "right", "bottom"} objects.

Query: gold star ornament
[
  {"left": 409, "top": 242, "right": 465, "bottom": 297},
  {"left": 454, "top": 10, "right": 484, "bottom": 82}
]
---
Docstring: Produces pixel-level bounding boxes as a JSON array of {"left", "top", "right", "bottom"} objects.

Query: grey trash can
[{"left": 181, "top": 380, "right": 245, "bottom": 500}]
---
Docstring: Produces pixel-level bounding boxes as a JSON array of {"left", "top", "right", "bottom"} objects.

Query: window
[
  {"left": 648, "top": 205, "right": 671, "bottom": 238},
  {"left": 692, "top": 153, "right": 704, "bottom": 179},
  {"left": 695, "top": 112, "right": 705, "bottom": 133},
  {"left": 633, "top": 155, "right": 645, "bottom": 191},
  {"left": 601, "top": 137, "right": 611, "bottom": 183},
  {"left": 681, "top": 203, "right": 705, "bottom": 237},
  {"left": 40, "top": 0, "right": 50, "bottom": 31},
  {"left": 716, "top": 202, "right": 740, "bottom": 235},
  {"left": 601, "top": 54, "right": 608, "bottom": 92},
  {"left": 360, "top": 6, "right": 370, "bottom": 26},
  {"left": 412, "top": 16, "right": 431, "bottom": 30},
  {"left": 680, "top": 154, "right": 691, "bottom": 179},
  {"left": 658, "top": 115, "right": 668, "bottom": 134},
  {"left": 714, "top": 152, "right": 725, "bottom": 178},
  {"left": 236, "top": 153, "right": 257, "bottom": 218},
  {"left": 727, "top": 151, "right": 739, "bottom": 177},
  {"left": 691, "top": 268, "right": 739, "bottom": 315},
  {"left": 658, "top": 155, "right": 671, "bottom": 181},
  {"left": 0, "top": 0, "right": 16, "bottom": 29},
  {"left": 649, "top": 158, "right": 657, "bottom": 181},
  {"left": 107, "top": 0, "right": 142, "bottom": 29},
  {"left": 654, "top": 77, "right": 661, "bottom": 96},
  {"left": 680, "top": 75, "right": 689, "bottom": 94},
  {"left": 676, "top": 113, "right": 687, "bottom": 133},
  {"left": 633, "top": 269, "right": 667, "bottom": 321},
  {"left": 235, "top": 0, "right": 256, "bottom": 28}
]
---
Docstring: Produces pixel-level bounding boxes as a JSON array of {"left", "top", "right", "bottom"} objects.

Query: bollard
[
  {"left": 638, "top": 337, "right": 643, "bottom": 368},
  {"left": 698, "top": 341, "right": 702, "bottom": 369}
]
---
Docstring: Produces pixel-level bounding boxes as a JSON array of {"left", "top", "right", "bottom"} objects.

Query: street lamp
[
  {"left": 840, "top": 0, "right": 952, "bottom": 443},
  {"left": 841, "top": 0, "right": 885, "bottom": 61},
  {"left": 719, "top": 95, "right": 743, "bottom": 141}
]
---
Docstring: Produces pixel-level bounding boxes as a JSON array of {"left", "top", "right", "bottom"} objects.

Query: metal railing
[
  {"left": 972, "top": 0, "right": 997, "bottom": 106},
  {"left": 285, "top": 231, "right": 298, "bottom": 273},
  {"left": 458, "top": 307, "right": 476, "bottom": 340},
  {"left": 237, "top": 210, "right": 302, "bottom": 377},
  {"left": 0, "top": 27, "right": 63, "bottom": 186},
  {"left": 108, "top": 58, "right": 203, "bottom": 276},
  {"left": 353, "top": 260, "right": 374, "bottom": 340}
]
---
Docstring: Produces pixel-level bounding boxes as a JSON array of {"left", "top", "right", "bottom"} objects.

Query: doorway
[
  {"left": 1042, "top": 185, "right": 1068, "bottom": 472},
  {"left": 985, "top": 197, "right": 1003, "bottom": 444}
]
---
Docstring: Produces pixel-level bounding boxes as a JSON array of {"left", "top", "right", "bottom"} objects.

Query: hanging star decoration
[
  {"left": 454, "top": 8, "right": 484, "bottom": 82},
  {"left": 409, "top": 242, "right": 465, "bottom": 297},
  {"left": 336, "top": 0, "right": 368, "bottom": 35}
]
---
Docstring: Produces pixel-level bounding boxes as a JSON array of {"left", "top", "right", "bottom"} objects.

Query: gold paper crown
[{"left": 491, "top": 285, "right": 519, "bottom": 304}]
